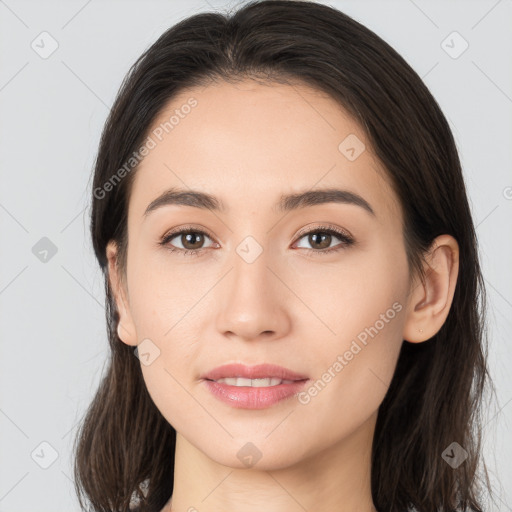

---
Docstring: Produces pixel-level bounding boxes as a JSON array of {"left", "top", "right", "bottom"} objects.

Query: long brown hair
[{"left": 73, "top": 1, "right": 496, "bottom": 510}]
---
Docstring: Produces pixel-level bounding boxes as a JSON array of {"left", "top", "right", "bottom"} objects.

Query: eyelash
[{"left": 159, "top": 224, "right": 355, "bottom": 258}]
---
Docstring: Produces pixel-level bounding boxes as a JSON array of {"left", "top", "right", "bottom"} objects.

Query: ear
[
  {"left": 402, "top": 234, "right": 459, "bottom": 343},
  {"left": 106, "top": 240, "right": 138, "bottom": 346}
]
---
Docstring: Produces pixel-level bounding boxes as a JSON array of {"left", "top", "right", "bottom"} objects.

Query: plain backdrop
[{"left": 0, "top": 0, "right": 511, "bottom": 510}]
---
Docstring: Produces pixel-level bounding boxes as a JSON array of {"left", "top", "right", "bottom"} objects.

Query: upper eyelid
[{"left": 294, "top": 223, "right": 352, "bottom": 240}]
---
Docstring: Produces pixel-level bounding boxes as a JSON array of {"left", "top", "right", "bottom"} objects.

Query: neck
[{"left": 166, "top": 412, "right": 378, "bottom": 512}]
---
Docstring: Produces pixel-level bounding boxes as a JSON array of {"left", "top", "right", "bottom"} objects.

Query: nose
[{"left": 214, "top": 243, "right": 292, "bottom": 343}]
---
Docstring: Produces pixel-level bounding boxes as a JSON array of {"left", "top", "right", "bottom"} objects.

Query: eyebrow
[{"left": 143, "top": 187, "right": 376, "bottom": 218}]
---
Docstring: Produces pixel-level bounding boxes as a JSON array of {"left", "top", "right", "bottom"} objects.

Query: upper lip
[{"left": 201, "top": 363, "right": 308, "bottom": 381}]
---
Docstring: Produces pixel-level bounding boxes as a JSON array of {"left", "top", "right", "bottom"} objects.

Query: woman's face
[{"left": 108, "top": 79, "right": 415, "bottom": 470}]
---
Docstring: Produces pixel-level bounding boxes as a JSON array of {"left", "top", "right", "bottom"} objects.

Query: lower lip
[{"left": 203, "top": 379, "right": 309, "bottom": 409}]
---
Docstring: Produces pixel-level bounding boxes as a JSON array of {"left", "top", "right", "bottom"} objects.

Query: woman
[{"left": 73, "top": 1, "right": 495, "bottom": 510}]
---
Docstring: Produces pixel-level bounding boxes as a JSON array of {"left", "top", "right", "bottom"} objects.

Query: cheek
[
  {"left": 139, "top": 357, "right": 206, "bottom": 444},
  {"left": 125, "top": 244, "right": 196, "bottom": 334},
  {"left": 287, "top": 234, "right": 408, "bottom": 340},
  {"left": 289, "top": 300, "right": 405, "bottom": 460},
  {"left": 291, "top": 242, "right": 408, "bottom": 418},
  {"left": 125, "top": 252, "right": 209, "bottom": 426}
]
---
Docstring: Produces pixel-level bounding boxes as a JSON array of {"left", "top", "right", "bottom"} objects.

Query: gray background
[{"left": 0, "top": 0, "right": 511, "bottom": 510}]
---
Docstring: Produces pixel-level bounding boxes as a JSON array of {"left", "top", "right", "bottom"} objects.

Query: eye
[
  {"left": 159, "top": 226, "right": 217, "bottom": 257},
  {"left": 159, "top": 223, "right": 355, "bottom": 257},
  {"left": 293, "top": 224, "right": 355, "bottom": 256}
]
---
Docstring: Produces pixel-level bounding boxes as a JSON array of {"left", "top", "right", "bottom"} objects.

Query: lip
[
  {"left": 201, "top": 363, "right": 309, "bottom": 410},
  {"left": 201, "top": 363, "right": 308, "bottom": 381},
  {"left": 204, "top": 380, "right": 308, "bottom": 409}
]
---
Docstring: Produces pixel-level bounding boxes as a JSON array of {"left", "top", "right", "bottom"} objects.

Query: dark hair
[{"left": 73, "top": 1, "right": 496, "bottom": 510}]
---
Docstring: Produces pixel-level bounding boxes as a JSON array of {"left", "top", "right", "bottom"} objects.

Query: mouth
[{"left": 201, "top": 363, "right": 309, "bottom": 409}]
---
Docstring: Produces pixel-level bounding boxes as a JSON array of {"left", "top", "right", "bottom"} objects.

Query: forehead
[{"left": 128, "top": 79, "right": 401, "bottom": 225}]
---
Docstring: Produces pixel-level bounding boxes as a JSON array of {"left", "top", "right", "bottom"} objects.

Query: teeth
[{"left": 215, "top": 377, "right": 296, "bottom": 387}]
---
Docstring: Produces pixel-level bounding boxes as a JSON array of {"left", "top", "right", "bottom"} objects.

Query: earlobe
[
  {"left": 106, "top": 240, "right": 138, "bottom": 347},
  {"left": 402, "top": 234, "right": 459, "bottom": 343}
]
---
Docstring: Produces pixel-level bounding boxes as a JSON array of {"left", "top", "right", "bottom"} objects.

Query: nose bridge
[
  {"left": 214, "top": 230, "right": 290, "bottom": 340},
  {"left": 230, "top": 232, "right": 276, "bottom": 308},
  {"left": 228, "top": 211, "right": 276, "bottom": 286}
]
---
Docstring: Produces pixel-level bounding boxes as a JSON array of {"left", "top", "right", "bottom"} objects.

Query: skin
[{"left": 106, "top": 79, "right": 459, "bottom": 512}]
